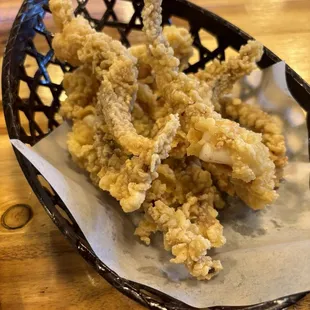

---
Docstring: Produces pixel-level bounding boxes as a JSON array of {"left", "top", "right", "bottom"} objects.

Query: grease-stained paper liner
[{"left": 11, "top": 62, "right": 310, "bottom": 308}]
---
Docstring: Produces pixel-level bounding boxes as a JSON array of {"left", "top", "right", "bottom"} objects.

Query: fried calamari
[
  {"left": 51, "top": 0, "right": 180, "bottom": 212},
  {"left": 50, "top": 0, "right": 287, "bottom": 280}
]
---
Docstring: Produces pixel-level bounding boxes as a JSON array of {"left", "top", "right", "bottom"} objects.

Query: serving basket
[{"left": 2, "top": 0, "right": 310, "bottom": 309}]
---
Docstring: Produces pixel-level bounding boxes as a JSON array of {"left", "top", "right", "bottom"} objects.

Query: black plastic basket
[{"left": 2, "top": 0, "right": 310, "bottom": 309}]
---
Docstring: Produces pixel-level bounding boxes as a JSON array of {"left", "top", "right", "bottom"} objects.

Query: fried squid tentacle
[
  {"left": 195, "top": 41, "right": 263, "bottom": 110},
  {"left": 130, "top": 25, "right": 193, "bottom": 78},
  {"left": 141, "top": 0, "right": 277, "bottom": 209},
  {"left": 50, "top": 0, "right": 179, "bottom": 168},
  {"left": 145, "top": 200, "right": 223, "bottom": 280},
  {"left": 187, "top": 117, "right": 278, "bottom": 209},
  {"left": 134, "top": 158, "right": 225, "bottom": 279},
  {"left": 67, "top": 119, "right": 101, "bottom": 184},
  {"left": 130, "top": 26, "right": 193, "bottom": 120},
  {"left": 60, "top": 66, "right": 99, "bottom": 120},
  {"left": 219, "top": 97, "right": 287, "bottom": 168},
  {"left": 142, "top": 0, "right": 214, "bottom": 118},
  {"left": 50, "top": 0, "right": 181, "bottom": 212},
  {"left": 195, "top": 41, "right": 287, "bottom": 168},
  {"left": 51, "top": 0, "right": 287, "bottom": 281},
  {"left": 61, "top": 66, "right": 177, "bottom": 212}
]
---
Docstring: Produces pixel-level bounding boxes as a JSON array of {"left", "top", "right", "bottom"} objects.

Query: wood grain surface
[{"left": 0, "top": 0, "right": 310, "bottom": 309}]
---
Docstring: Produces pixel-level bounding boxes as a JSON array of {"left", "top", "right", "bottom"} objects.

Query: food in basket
[{"left": 49, "top": 0, "right": 287, "bottom": 280}]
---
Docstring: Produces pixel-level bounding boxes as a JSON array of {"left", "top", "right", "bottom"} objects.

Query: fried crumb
[{"left": 50, "top": 0, "right": 287, "bottom": 280}]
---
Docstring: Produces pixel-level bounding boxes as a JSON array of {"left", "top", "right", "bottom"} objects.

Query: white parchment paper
[{"left": 11, "top": 62, "right": 310, "bottom": 308}]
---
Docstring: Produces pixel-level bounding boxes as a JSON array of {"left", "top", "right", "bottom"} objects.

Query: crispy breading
[
  {"left": 134, "top": 158, "right": 225, "bottom": 278},
  {"left": 51, "top": 0, "right": 179, "bottom": 165},
  {"left": 220, "top": 97, "right": 288, "bottom": 168},
  {"left": 143, "top": 200, "right": 223, "bottom": 280},
  {"left": 60, "top": 66, "right": 99, "bottom": 120},
  {"left": 130, "top": 25, "right": 193, "bottom": 78},
  {"left": 141, "top": 0, "right": 277, "bottom": 210},
  {"left": 51, "top": 0, "right": 287, "bottom": 280},
  {"left": 196, "top": 41, "right": 263, "bottom": 109},
  {"left": 50, "top": 0, "right": 180, "bottom": 212}
]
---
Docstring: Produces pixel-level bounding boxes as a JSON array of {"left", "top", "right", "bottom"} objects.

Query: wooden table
[{"left": 0, "top": 0, "right": 310, "bottom": 309}]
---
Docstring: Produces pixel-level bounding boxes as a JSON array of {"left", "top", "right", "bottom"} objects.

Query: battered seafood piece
[
  {"left": 135, "top": 159, "right": 225, "bottom": 279},
  {"left": 130, "top": 25, "right": 193, "bottom": 81},
  {"left": 143, "top": 200, "right": 223, "bottom": 280},
  {"left": 141, "top": 0, "right": 277, "bottom": 209},
  {"left": 195, "top": 41, "right": 264, "bottom": 110},
  {"left": 131, "top": 25, "right": 193, "bottom": 120},
  {"left": 50, "top": 0, "right": 179, "bottom": 165},
  {"left": 50, "top": 0, "right": 287, "bottom": 281},
  {"left": 219, "top": 97, "right": 287, "bottom": 168},
  {"left": 140, "top": 0, "right": 273, "bottom": 278},
  {"left": 187, "top": 117, "right": 277, "bottom": 209},
  {"left": 195, "top": 43, "right": 287, "bottom": 169},
  {"left": 50, "top": 0, "right": 180, "bottom": 212},
  {"left": 60, "top": 66, "right": 99, "bottom": 120}
]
